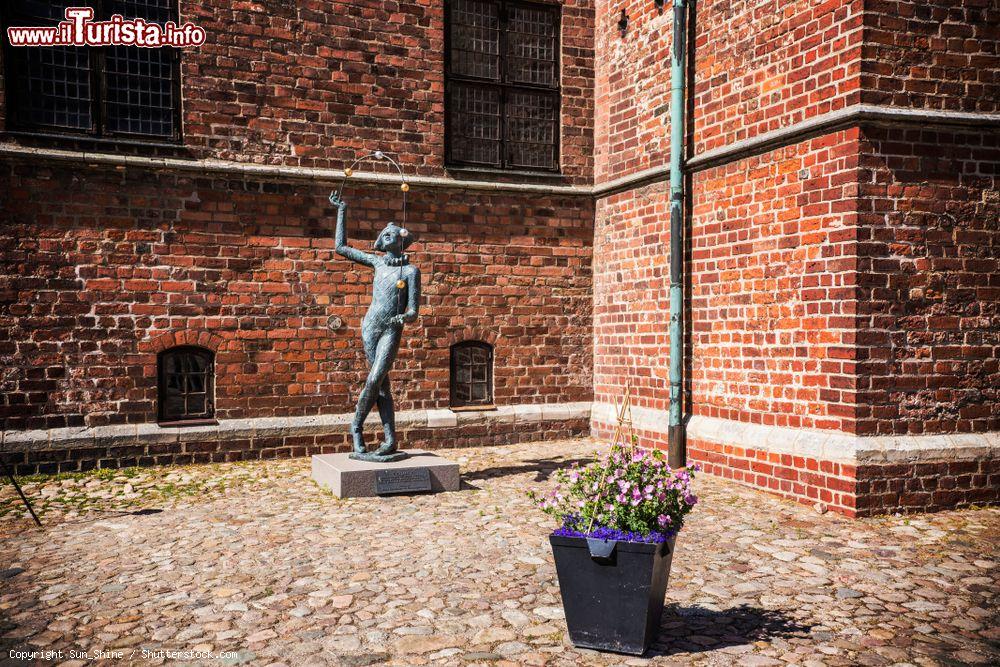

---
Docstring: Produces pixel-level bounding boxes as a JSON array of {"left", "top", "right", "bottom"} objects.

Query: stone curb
[
  {"left": 590, "top": 403, "right": 999, "bottom": 465},
  {"left": 0, "top": 402, "right": 593, "bottom": 453}
]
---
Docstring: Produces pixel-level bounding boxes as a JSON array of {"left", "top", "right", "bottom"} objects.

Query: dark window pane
[
  {"left": 7, "top": 2, "right": 92, "bottom": 131},
  {"left": 159, "top": 346, "right": 214, "bottom": 422},
  {"left": 185, "top": 393, "right": 206, "bottom": 415},
  {"left": 2, "top": 0, "right": 180, "bottom": 140},
  {"left": 105, "top": 46, "right": 176, "bottom": 136},
  {"left": 506, "top": 3, "right": 557, "bottom": 87},
  {"left": 107, "top": 0, "right": 175, "bottom": 22},
  {"left": 104, "top": 0, "right": 177, "bottom": 137},
  {"left": 471, "top": 383, "right": 487, "bottom": 401},
  {"left": 446, "top": 1, "right": 559, "bottom": 171},
  {"left": 163, "top": 396, "right": 185, "bottom": 416},
  {"left": 450, "top": 0, "right": 500, "bottom": 80},
  {"left": 506, "top": 88, "right": 557, "bottom": 169},
  {"left": 449, "top": 83, "right": 502, "bottom": 167},
  {"left": 451, "top": 342, "right": 494, "bottom": 406},
  {"left": 187, "top": 374, "right": 204, "bottom": 393}
]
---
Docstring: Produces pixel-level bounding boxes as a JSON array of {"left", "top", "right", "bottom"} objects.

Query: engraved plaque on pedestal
[{"left": 376, "top": 467, "right": 431, "bottom": 495}]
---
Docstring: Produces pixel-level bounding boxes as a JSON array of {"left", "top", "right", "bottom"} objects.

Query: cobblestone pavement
[{"left": 1, "top": 439, "right": 997, "bottom": 666}]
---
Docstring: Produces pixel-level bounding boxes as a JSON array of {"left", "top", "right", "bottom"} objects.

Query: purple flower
[
  {"left": 657, "top": 514, "right": 672, "bottom": 526},
  {"left": 684, "top": 494, "right": 698, "bottom": 506},
  {"left": 553, "top": 524, "right": 675, "bottom": 543}
]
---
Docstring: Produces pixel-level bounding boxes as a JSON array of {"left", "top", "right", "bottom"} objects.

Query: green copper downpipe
[{"left": 667, "top": 0, "right": 688, "bottom": 468}]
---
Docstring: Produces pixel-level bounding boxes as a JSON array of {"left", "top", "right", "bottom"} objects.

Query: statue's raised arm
[{"left": 330, "top": 192, "right": 376, "bottom": 267}]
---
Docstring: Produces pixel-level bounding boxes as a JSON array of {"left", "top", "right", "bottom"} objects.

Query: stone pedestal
[{"left": 311, "top": 450, "right": 460, "bottom": 498}]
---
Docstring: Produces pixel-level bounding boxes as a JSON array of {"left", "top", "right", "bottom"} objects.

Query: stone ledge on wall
[
  {"left": 591, "top": 403, "right": 999, "bottom": 465},
  {"left": 1, "top": 402, "right": 594, "bottom": 453}
]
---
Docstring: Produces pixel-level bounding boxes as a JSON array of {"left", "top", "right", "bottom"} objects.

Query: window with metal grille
[
  {"left": 1, "top": 0, "right": 180, "bottom": 140},
  {"left": 446, "top": 0, "right": 560, "bottom": 171},
  {"left": 451, "top": 341, "right": 494, "bottom": 407},
  {"left": 158, "top": 346, "right": 215, "bottom": 424}
]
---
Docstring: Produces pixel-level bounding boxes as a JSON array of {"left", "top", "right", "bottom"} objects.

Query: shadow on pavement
[
  {"left": 648, "top": 604, "right": 812, "bottom": 656},
  {"left": 462, "top": 456, "right": 598, "bottom": 483}
]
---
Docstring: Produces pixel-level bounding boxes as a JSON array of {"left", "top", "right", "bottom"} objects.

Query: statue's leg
[
  {"left": 352, "top": 324, "right": 382, "bottom": 453},
  {"left": 374, "top": 377, "right": 396, "bottom": 455},
  {"left": 352, "top": 327, "right": 401, "bottom": 451}
]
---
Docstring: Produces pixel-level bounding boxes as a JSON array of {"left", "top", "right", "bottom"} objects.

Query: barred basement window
[
  {"left": 451, "top": 341, "right": 494, "bottom": 407},
  {"left": 1, "top": 0, "right": 181, "bottom": 140},
  {"left": 158, "top": 346, "right": 215, "bottom": 424},
  {"left": 446, "top": 0, "right": 560, "bottom": 171}
]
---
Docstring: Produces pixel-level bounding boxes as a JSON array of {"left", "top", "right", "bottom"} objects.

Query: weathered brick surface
[
  {"left": 689, "top": 129, "right": 863, "bottom": 432},
  {"left": 861, "top": 0, "right": 1000, "bottom": 113},
  {"left": 596, "top": 0, "right": 864, "bottom": 183},
  {"left": 2, "top": 1, "right": 997, "bottom": 515},
  {"left": 0, "top": 161, "right": 594, "bottom": 431},
  {"left": 855, "top": 458, "right": 1000, "bottom": 516},
  {"left": 691, "top": 0, "right": 864, "bottom": 157},
  {"left": 181, "top": 0, "right": 594, "bottom": 183},
  {"left": 0, "top": 1, "right": 595, "bottom": 184},
  {"left": 855, "top": 127, "right": 1000, "bottom": 435},
  {"left": 592, "top": 2, "right": 998, "bottom": 515},
  {"left": 594, "top": 131, "right": 863, "bottom": 433}
]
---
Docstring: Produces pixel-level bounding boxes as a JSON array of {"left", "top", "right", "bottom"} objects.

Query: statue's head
[{"left": 373, "top": 222, "right": 415, "bottom": 254}]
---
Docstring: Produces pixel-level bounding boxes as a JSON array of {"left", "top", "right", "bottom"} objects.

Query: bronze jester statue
[{"left": 330, "top": 192, "right": 421, "bottom": 462}]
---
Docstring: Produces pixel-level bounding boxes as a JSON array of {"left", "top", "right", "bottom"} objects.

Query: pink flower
[{"left": 657, "top": 514, "right": 672, "bottom": 526}]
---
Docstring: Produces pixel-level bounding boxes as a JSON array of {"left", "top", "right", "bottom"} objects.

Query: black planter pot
[{"left": 549, "top": 534, "right": 677, "bottom": 655}]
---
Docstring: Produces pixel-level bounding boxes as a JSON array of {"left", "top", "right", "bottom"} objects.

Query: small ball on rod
[
  {"left": 400, "top": 182, "right": 409, "bottom": 192},
  {"left": 344, "top": 167, "right": 353, "bottom": 177}
]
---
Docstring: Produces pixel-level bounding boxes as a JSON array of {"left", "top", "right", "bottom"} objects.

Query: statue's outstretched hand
[
  {"left": 389, "top": 315, "right": 405, "bottom": 328},
  {"left": 329, "top": 192, "right": 346, "bottom": 209}
]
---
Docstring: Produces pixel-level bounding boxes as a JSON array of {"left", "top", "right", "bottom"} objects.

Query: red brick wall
[
  {"left": 0, "top": 160, "right": 594, "bottom": 431},
  {"left": 593, "top": 0, "right": 672, "bottom": 182},
  {"left": 861, "top": 0, "right": 1000, "bottom": 113},
  {"left": 689, "top": 129, "right": 862, "bottom": 432},
  {"left": 692, "top": 0, "right": 864, "bottom": 156},
  {"left": 175, "top": 0, "right": 594, "bottom": 183},
  {"left": 594, "top": 1, "right": 998, "bottom": 438},
  {"left": 0, "top": 1, "right": 594, "bottom": 184},
  {"left": 590, "top": 1, "right": 998, "bottom": 518},
  {"left": 592, "top": 184, "right": 672, "bottom": 414},
  {"left": 595, "top": 0, "right": 864, "bottom": 182},
  {"left": 855, "top": 126, "right": 1000, "bottom": 435}
]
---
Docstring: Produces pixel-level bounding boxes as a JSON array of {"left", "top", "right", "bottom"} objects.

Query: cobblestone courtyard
[{"left": 1, "top": 439, "right": 997, "bottom": 666}]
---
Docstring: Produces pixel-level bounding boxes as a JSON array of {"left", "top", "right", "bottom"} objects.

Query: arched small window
[
  {"left": 158, "top": 346, "right": 215, "bottom": 424},
  {"left": 451, "top": 341, "right": 494, "bottom": 407}
]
